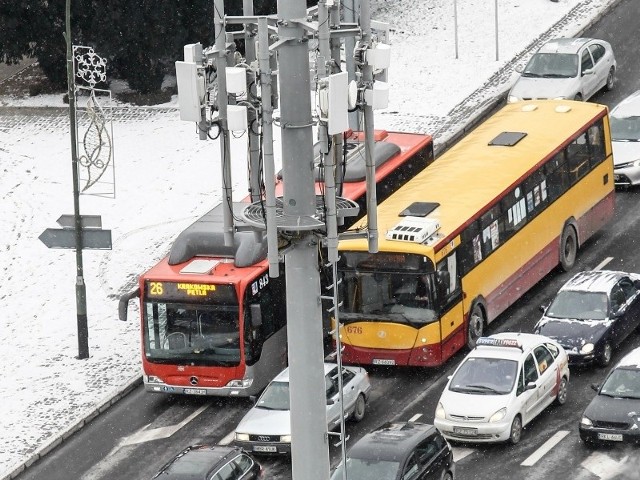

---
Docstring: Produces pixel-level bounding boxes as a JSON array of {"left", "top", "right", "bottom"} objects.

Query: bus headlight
[
  {"left": 508, "top": 95, "right": 519, "bottom": 103},
  {"left": 435, "top": 402, "right": 446, "bottom": 419},
  {"left": 227, "top": 378, "right": 254, "bottom": 388},
  {"left": 580, "top": 416, "right": 593, "bottom": 428},
  {"left": 235, "top": 432, "right": 250, "bottom": 441},
  {"left": 580, "top": 343, "right": 594, "bottom": 354},
  {"left": 145, "top": 375, "right": 163, "bottom": 384},
  {"left": 489, "top": 407, "right": 507, "bottom": 423},
  {"left": 280, "top": 435, "right": 292, "bottom": 443}
]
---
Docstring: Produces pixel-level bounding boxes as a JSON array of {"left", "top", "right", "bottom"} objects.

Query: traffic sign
[
  {"left": 56, "top": 214, "right": 102, "bottom": 229},
  {"left": 39, "top": 228, "right": 112, "bottom": 250}
]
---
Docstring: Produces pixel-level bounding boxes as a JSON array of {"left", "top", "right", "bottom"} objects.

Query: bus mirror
[
  {"left": 118, "top": 288, "right": 140, "bottom": 322},
  {"left": 250, "top": 304, "right": 263, "bottom": 327}
]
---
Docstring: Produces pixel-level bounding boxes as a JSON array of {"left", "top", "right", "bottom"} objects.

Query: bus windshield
[{"left": 143, "top": 302, "right": 241, "bottom": 366}]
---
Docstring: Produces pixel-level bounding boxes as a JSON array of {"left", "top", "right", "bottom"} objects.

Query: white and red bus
[{"left": 120, "top": 130, "right": 433, "bottom": 396}]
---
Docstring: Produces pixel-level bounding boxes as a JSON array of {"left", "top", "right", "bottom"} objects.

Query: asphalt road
[{"left": 14, "top": 0, "right": 640, "bottom": 478}]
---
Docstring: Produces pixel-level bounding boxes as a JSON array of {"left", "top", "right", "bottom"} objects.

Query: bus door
[{"left": 436, "top": 252, "right": 464, "bottom": 362}]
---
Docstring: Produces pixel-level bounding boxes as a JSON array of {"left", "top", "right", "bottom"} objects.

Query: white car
[
  {"left": 434, "top": 332, "right": 570, "bottom": 444},
  {"left": 234, "top": 363, "right": 371, "bottom": 455},
  {"left": 610, "top": 90, "right": 640, "bottom": 187},
  {"left": 508, "top": 37, "right": 616, "bottom": 102}
]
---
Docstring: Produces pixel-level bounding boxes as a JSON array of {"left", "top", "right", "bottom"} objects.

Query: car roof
[
  {"left": 615, "top": 346, "right": 640, "bottom": 369},
  {"left": 347, "top": 422, "right": 438, "bottom": 462},
  {"left": 559, "top": 270, "right": 629, "bottom": 294},
  {"left": 152, "top": 445, "right": 244, "bottom": 479},
  {"left": 272, "top": 363, "right": 338, "bottom": 382},
  {"left": 468, "top": 332, "right": 550, "bottom": 360},
  {"left": 536, "top": 37, "right": 594, "bottom": 54},
  {"left": 611, "top": 90, "right": 640, "bottom": 118}
]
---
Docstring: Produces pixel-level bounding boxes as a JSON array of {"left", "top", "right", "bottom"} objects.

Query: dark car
[
  {"left": 151, "top": 445, "right": 263, "bottom": 480},
  {"left": 579, "top": 346, "right": 640, "bottom": 445},
  {"left": 535, "top": 270, "right": 640, "bottom": 367},
  {"left": 329, "top": 422, "right": 455, "bottom": 480}
]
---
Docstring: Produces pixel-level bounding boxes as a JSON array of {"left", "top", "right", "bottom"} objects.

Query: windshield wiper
[{"left": 463, "top": 384, "right": 501, "bottom": 394}]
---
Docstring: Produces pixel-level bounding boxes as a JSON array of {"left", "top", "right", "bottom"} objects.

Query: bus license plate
[
  {"left": 598, "top": 433, "right": 622, "bottom": 441},
  {"left": 183, "top": 388, "right": 207, "bottom": 395},
  {"left": 254, "top": 445, "right": 277, "bottom": 453},
  {"left": 453, "top": 427, "right": 478, "bottom": 436},
  {"left": 373, "top": 359, "right": 396, "bottom": 365}
]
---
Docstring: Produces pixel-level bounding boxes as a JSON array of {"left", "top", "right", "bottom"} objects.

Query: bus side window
[
  {"left": 567, "top": 132, "right": 590, "bottom": 183},
  {"left": 588, "top": 120, "right": 606, "bottom": 166}
]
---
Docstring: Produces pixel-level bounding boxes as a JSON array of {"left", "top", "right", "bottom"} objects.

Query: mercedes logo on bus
[{"left": 190, "top": 376, "right": 199, "bottom": 385}]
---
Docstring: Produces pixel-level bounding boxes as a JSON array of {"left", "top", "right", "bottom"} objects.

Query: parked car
[
  {"left": 329, "top": 422, "right": 455, "bottom": 480},
  {"left": 507, "top": 37, "right": 616, "bottom": 102},
  {"left": 434, "top": 332, "right": 570, "bottom": 444},
  {"left": 610, "top": 90, "right": 640, "bottom": 187},
  {"left": 151, "top": 444, "right": 263, "bottom": 480},
  {"left": 234, "top": 363, "right": 371, "bottom": 455},
  {"left": 579, "top": 346, "right": 640, "bottom": 445},
  {"left": 535, "top": 270, "right": 640, "bottom": 367}
]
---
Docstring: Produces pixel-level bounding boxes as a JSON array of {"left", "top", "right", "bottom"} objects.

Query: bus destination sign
[{"left": 145, "top": 281, "right": 237, "bottom": 303}]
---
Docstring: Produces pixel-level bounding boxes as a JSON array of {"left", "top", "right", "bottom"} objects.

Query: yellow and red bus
[
  {"left": 120, "top": 130, "right": 433, "bottom": 396},
  {"left": 335, "top": 101, "right": 615, "bottom": 367}
]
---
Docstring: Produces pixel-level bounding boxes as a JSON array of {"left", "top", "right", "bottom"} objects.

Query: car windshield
[
  {"left": 522, "top": 52, "right": 579, "bottom": 78},
  {"left": 546, "top": 291, "right": 608, "bottom": 320},
  {"left": 600, "top": 368, "right": 640, "bottom": 399},
  {"left": 449, "top": 357, "right": 518, "bottom": 395},
  {"left": 256, "top": 381, "right": 290, "bottom": 410},
  {"left": 330, "top": 458, "right": 400, "bottom": 480},
  {"left": 610, "top": 116, "right": 640, "bottom": 142}
]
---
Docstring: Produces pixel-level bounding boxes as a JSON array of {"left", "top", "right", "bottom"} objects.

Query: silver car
[
  {"left": 234, "top": 363, "right": 371, "bottom": 455},
  {"left": 508, "top": 37, "right": 616, "bottom": 102},
  {"left": 610, "top": 90, "right": 640, "bottom": 187}
]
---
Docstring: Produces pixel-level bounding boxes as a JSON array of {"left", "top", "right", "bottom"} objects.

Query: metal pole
[
  {"left": 454, "top": 0, "right": 459, "bottom": 59},
  {"left": 65, "top": 0, "right": 89, "bottom": 360},
  {"left": 344, "top": 0, "right": 359, "bottom": 130},
  {"left": 244, "top": 0, "right": 262, "bottom": 203},
  {"left": 257, "top": 18, "right": 279, "bottom": 278},
  {"left": 279, "top": 0, "right": 330, "bottom": 478},
  {"left": 214, "top": 0, "right": 234, "bottom": 246},
  {"left": 329, "top": 1, "right": 345, "bottom": 198},
  {"left": 360, "top": 0, "right": 378, "bottom": 254}
]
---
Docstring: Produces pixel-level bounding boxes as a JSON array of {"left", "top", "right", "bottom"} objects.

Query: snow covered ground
[{"left": 0, "top": 0, "right": 619, "bottom": 478}]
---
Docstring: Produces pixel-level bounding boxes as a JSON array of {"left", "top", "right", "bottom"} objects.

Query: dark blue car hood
[
  {"left": 584, "top": 394, "right": 640, "bottom": 426},
  {"left": 535, "top": 316, "right": 611, "bottom": 349}
]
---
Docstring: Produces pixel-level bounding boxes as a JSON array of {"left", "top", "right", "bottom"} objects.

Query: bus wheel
[
  {"left": 467, "top": 303, "right": 485, "bottom": 349},
  {"left": 559, "top": 225, "right": 577, "bottom": 272}
]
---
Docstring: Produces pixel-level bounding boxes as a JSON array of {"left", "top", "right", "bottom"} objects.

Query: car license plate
[
  {"left": 453, "top": 426, "right": 478, "bottom": 436},
  {"left": 183, "top": 388, "right": 207, "bottom": 395},
  {"left": 598, "top": 433, "right": 623, "bottom": 441},
  {"left": 253, "top": 445, "right": 278, "bottom": 453},
  {"left": 373, "top": 358, "right": 396, "bottom": 365}
]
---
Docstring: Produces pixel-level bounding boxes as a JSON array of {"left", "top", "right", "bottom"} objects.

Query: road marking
[
  {"left": 121, "top": 404, "right": 210, "bottom": 446},
  {"left": 219, "top": 430, "right": 236, "bottom": 445},
  {"left": 594, "top": 257, "right": 613, "bottom": 270},
  {"left": 409, "top": 413, "right": 422, "bottom": 422},
  {"left": 520, "top": 430, "right": 569, "bottom": 466},
  {"left": 582, "top": 451, "right": 629, "bottom": 479},
  {"left": 452, "top": 447, "right": 474, "bottom": 462}
]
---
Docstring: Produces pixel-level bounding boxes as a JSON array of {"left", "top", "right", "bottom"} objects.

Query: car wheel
[
  {"left": 509, "top": 415, "right": 523, "bottom": 445},
  {"left": 351, "top": 393, "right": 366, "bottom": 422},
  {"left": 598, "top": 342, "right": 612, "bottom": 368},
  {"left": 467, "top": 303, "right": 485, "bottom": 349},
  {"left": 574, "top": 93, "right": 583, "bottom": 101},
  {"left": 555, "top": 376, "right": 568, "bottom": 406},
  {"left": 605, "top": 67, "right": 615, "bottom": 91},
  {"left": 559, "top": 224, "right": 577, "bottom": 272},
  {"left": 441, "top": 471, "right": 453, "bottom": 480}
]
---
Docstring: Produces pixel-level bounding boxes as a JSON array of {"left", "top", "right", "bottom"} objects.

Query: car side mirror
[
  {"left": 539, "top": 304, "right": 547, "bottom": 314},
  {"left": 582, "top": 68, "right": 594, "bottom": 76},
  {"left": 590, "top": 383, "right": 600, "bottom": 392},
  {"left": 249, "top": 395, "right": 257, "bottom": 404},
  {"left": 526, "top": 382, "right": 537, "bottom": 391}
]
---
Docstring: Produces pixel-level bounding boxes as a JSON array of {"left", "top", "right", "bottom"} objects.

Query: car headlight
[
  {"left": 616, "top": 159, "right": 640, "bottom": 169},
  {"left": 226, "top": 378, "right": 254, "bottom": 388},
  {"left": 580, "top": 416, "right": 593, "bottom": 428},
  {"left": 580, "top": 343, "right": 594, "bottom": 354},
  {"left": 435, "top": 402, "right": 446, "bottom": 419},
  {"left": 280, "top": 435, "right": 292, "bottom": 443},
  {"left": 489, "top": 407, "right": 507, "bottom": 423},
  {"left": 507, "top": 95, "right": 519, "bottom": 103},
  {"left": 235, "top": 432, "right": 250, "bottom": 441}
]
